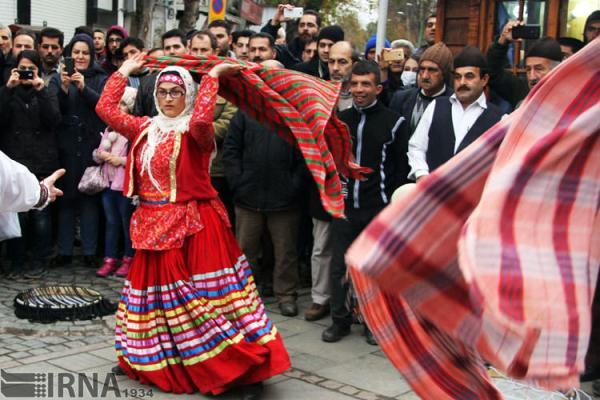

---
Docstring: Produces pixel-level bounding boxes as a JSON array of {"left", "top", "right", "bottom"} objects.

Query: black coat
[
  {"left": 132, "top": 72, "right": 158, "bottom": 117},
  {"left": 0, "top": 85, "right": 61, "bottom": 177},
  {"left": 339, "top": 101, "right": 409, "bottom": 211},
  {"left": 49, "top": 65, "right": 107, "bottom": 200},
  {"left": 222, "top": 111, "right": 305, "bottom": 212},
  {"left": 292, "top": 57, "right": 330, "bottom": 80},
  {"left": 389, "top": 85, "right": 454, "bottom": 136}
]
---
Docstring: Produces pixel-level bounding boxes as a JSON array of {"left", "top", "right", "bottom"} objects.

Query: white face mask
[{"left": 401, "top": 71, "right": 417, "bottom": 87}]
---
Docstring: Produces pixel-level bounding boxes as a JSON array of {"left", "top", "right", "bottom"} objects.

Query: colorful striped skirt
[{"left": 115, "top": 202, "right": 290, "bottom": 395}]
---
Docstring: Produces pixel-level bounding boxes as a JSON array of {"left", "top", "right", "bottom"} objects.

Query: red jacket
[{"left": 96, "top": 72, "right": 218, "bottom": 202}]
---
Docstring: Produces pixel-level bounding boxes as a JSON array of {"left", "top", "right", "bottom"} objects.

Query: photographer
[
  {"left": 49, "top": 34, "right": 107, "bottom": 269},
  {"left": 0, "top": 50, "right": 61, "bottom": 278}
]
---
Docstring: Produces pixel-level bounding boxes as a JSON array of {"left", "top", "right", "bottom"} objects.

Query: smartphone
[
  {"left": 17, "top": 70, "right": 34, "bottom": 80},
  {"left": 284, "top": 7, "right": 303, "bottom": 19},
  {"left": 512, "top": 25, "right": 541, "bottom": 40},
  {"left": 383, "top": 48, "right": 404, "bottom": 62},
  {"left": 64, "top": 57, "right": 75, "bottom": 75}
]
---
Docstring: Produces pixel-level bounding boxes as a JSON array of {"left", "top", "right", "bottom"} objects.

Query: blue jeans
[
  {"left": 102, "top": 189, "right": 135, "bottom": 258},
  {"left": 57, "top": 194, "right": 100, "bottom": 256},
  {"left": 6, "top": 207, "right": 52, "bottom": 272}
]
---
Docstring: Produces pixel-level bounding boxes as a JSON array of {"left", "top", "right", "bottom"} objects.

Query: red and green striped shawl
[{"left": 144, "top": 54, "right": 369, "bottom": 218}]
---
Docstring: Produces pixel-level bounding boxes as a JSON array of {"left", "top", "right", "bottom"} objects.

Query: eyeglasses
[
  {"left": 41, "top": 44, "right": 61, "bottom": 50},
  {"left": 156, "top": 89, "right": 185, "bottom": 99}
]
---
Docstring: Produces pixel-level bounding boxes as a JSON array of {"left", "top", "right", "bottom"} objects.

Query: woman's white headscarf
[{"left": 139, "top": 66, "right": 197, "bottom": 192}]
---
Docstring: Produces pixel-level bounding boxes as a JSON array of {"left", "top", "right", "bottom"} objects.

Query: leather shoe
[
  {"left": 304, "top": 303, "right": 330, "bottom": 321},
  {"left": 364, "top": 326, "right": 378, "bottom": 346},
  {"left": 111, "top": 365, "right": 125, "bottom": 376},
  {"left": 580, "top": 367, "right": 600, "bottom": 382},
  {"left": 279, "top": 302, "right": 298, "bottom": 317},
  {"left": 240, "top": 381, "right": 263, "bottom": 400},
  {"left": 321, "top": 324, "right": 350, "bottom": 343}
]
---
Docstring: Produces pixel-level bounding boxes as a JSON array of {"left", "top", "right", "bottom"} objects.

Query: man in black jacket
[
  {"left": 222, "top": 55, "right": 304, "bottom": 317},
  {"left": 261, "top": 4, "right": 321, "bottom": 68},
  {"left": 389, "top": 42, "right": 454, "bottom": 138},
  {"left": 408, "top": 46, "right": 503, "bottom": 182},
  {"left": 322, "top": 61, "right": 409, "bottom": 344}
]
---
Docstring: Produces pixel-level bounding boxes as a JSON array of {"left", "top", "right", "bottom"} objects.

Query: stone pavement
[{"left": 0, "top": 263, "right": 598, "bottom": 400}]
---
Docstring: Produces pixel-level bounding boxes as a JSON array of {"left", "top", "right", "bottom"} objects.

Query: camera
[
  {"left": 512, "top": 25, "right": 541, "bottom": 40},
  {"left": 17, "top": 70, "right": 34, "bottom": 80}
]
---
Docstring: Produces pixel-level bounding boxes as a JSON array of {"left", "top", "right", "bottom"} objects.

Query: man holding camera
[{"left": 487, "top": 21, "right": 562, "bottom": 109}]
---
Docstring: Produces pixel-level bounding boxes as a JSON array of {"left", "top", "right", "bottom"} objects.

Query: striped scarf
[
  {"left": 346, "top": 39, "right": 600, "bottom": 399},
  {"left": 144, "top": 55, "right": 369, "bottom": 218}
]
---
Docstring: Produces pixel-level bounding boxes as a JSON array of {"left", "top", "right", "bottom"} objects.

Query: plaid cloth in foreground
[
  {"left": 346, "top": 39, "right": 600, "bottom": 399},
  {"left": 144, "top": 55, "right": 369, "bottom": 218}
]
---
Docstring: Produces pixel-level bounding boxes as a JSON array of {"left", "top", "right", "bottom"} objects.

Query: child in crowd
[{"left": 93, "top": 87, "right": 137, "bottom": 277}]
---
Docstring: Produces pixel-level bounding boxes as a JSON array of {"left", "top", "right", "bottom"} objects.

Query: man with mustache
[
  {"left": 408, "top": 46, "right": 503, "bottom": 182},
  {"left": 38, "top": 28, "right": 64, "bottom": 86},
  {"left": 389, "top": 42, "right": 454, "bottom": 137}
]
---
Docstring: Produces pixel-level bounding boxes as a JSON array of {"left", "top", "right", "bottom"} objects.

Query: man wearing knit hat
[
  {"left": 407, "top": 46, "right": 503, "bottom": 182},
  {"left": 293, "top": 25, "right": 344, "bottom": 80},
  {"left": 364, "top": 35, "right": 391, "bottom": 61},
  {"left": 389, "top": 42, "right": 454, "bottom": 137},
  {"left": 487, "top": 21, "right": 562, "bottom": 108}
]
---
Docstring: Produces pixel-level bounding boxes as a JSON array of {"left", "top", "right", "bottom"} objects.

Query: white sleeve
[
  {"left": 0, "top": 150, "right": 41, "bottom": 213},
  {"left": 407, "top": 102, "right": 435, "bottom": 180}
]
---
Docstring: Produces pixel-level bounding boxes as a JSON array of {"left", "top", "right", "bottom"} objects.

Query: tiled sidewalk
[{"left": 0, "top": 264, "right": 597, "bottom": 399}]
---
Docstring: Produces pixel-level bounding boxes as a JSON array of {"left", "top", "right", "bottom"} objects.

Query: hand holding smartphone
[
  {"left": 511, "top": 25, "right": 541, "bottom": 40},
  {"left": 283, "top": 7, "right": 303, "bottom": 19}
]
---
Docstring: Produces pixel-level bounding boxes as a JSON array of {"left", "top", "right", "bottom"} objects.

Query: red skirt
[{"left": 115, "top": 201, "right": 291, "bottom": 395}]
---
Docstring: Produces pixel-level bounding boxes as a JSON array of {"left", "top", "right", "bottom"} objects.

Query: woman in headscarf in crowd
[
  {"left": 0, "top": 50, "right": 61, "bottom": 278},
  {"left": 95, "top": 53, "right": 290, "bottom": 400},
  {"left": 49, "top": 34, "right": 107, "bottom": 269}
]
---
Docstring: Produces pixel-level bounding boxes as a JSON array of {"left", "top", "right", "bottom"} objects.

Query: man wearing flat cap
[
  {"left": 293, "top": 25, "right": 344, "bottom": 80},
  {"left": 389, "top": 42, "right": 454, "bottom": 138},
  {"left": 487, "top": 21, "right": 563, "bottom": 108},
  {"left": 408, "top": 46, "right": 503, "bottom": 182}
]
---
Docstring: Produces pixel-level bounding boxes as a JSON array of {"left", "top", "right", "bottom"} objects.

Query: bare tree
[
  {"left": 130, "top": 0, "right": 157, "bottom": 48},
  {"left": 179, "top": 0, "right": 201, "bottom": 33}
]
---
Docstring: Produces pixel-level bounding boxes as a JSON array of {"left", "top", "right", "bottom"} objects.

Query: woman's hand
[
  {"left": 6, "top": 69, "right": 20, "bottom": 89},
  {"left": 105, "top": 154, "right": 125, "bottom": 167},
  {"left": 118, "top": 52, "right": 146, "bottom": 77},
  {"left": 32, "top": 75, "right": 45, "bottom": 91},
  {"left": 71, "top": 71, "right": 85, "bottom": 91},
  {"left": 208, "top": 63, "right": 245, "bottom": 78},
  {"left": 60, "top": 69, "right": 72, "bottom": 93}
]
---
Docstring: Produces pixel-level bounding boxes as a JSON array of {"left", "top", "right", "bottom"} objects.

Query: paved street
[{"left": 0, "top": 262, "right": 597, "bottom": 400}]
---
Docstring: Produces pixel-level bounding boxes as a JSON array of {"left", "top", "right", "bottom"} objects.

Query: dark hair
[
  {"left": 161, "top": 29, "right": 186, "bottom": 47},
  {"left": 93, "top": 28, "right": 105, "bottom": 36},
  {"left": 191, "top": 30, "right": 217, "bottom": 50},
  {"left": 148, "top": 47, "right": 164, "bottom": 57},
  {"left": 249, "top": 32, "right": 275, "bottom": 48},
  {"left": 208, "top": 19, "right": 232, "bottom": 34},
  {"left": 558, "top": 37, "right": 584, "bottom": 54},
  {"left": 232, "top": 30, "right": 253, "bottom": 44},
  {"left": 14, "top": 29, "right": 37, "bottom": 44},
  {"left": 74, "top": 26, "right": 94, "bottom": 39},
  {"left": 39, "top": 27, "right": 64, "bottom": 47},
  {"left": 17, "top": 49, "right": 43, "bottom": 71},
  {"left": 351, "top": 60, "right": 381, "bottom": 85},
  {"left": 303, "top": 10, "right": 322, "bottom": 27},
  {"left": 120, "top": 36, "right": 145, "bottom": 52},
  {"left": 425, "top": 14, "right": 436, "bottom": 24}
]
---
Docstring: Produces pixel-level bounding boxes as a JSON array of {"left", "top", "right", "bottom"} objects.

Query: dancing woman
[{"left": 96, "top": 53, "right": 290, "bottom": 399}]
